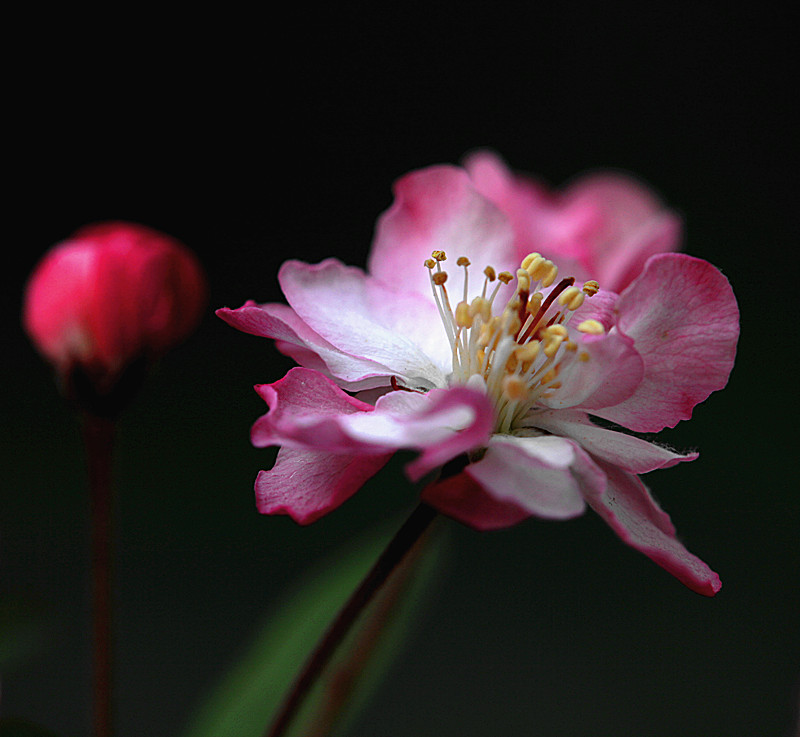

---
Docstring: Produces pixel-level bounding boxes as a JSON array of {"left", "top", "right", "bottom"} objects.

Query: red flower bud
[{"left": 23, "top": 221, "right": 207, "bottom": 414}]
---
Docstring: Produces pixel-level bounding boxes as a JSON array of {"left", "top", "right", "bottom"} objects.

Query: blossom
[
  {"left": 218, "top": 163, "right": 738, "bottom": 596},
  {"left": 24, "top": 221, "right": 206, "bottom": 413},
  {"left": 464, "top": 150, "right": 683, "bottom": 293}
]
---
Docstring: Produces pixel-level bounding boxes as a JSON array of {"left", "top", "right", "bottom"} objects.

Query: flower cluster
[{"left": 218, "top": 152, "right": 738, "bottom": 595}]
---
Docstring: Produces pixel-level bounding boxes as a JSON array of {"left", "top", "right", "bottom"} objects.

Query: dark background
[{"left": 3, "top": 7, "right": 798, "bottom": 736}]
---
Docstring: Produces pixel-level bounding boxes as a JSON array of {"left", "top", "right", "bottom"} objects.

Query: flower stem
[
  {"left": 265, "top": 502, "right": 439, "bottom": 737},
  {"left": 83, "top": 413, "right": 116, "bottom": 737}
]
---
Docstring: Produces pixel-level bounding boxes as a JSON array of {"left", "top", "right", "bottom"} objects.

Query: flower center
[{"left": 424, "top": 250, "right": 603, "bottom": 434}]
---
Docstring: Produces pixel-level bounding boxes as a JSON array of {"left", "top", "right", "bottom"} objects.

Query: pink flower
[
  {"left": 24, "top": 221, "right": 206, "bottom": 412},
  {"left": 218, "top": 163, "right": 738, "bottom": 596},
  {"left": 464, "top": 150, "right": 683, "bottom": 293}
]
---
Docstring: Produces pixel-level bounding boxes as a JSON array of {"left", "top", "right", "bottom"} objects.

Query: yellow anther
[
  {"left": 558, "top": 286, "right": 582, "bottom": 307},
  {"left": 431, "top": 250, "right": 447, "bottom": 261},
  {"left": 582, "top": 280, "right": 600, "bottom": 297},
  {"left": 514, "top": 341, "right": 541, "bottom": 362},
  {"left": 520, "top": 252, "right": 541, "bottom": 271},
  {"left": 577, "top": 319, "right": 605, "bottom": 335},
  {"left": 526, "top": 253, "right": 553, "bottom": 281},
  {"left": 541, "top": 264, "right": 559, "bottom": 288},
  {"left": 469, "top": 296, "right": 492, "bottom": 322},
  {"left": 555, "top": 286, "right": 585, "bottom": 311},
  {"left": 455, "top": 301, "right": 472, "bottom": 328},
  {"left": 457, "top": 256, "right": 471, "bottom": 267},
  {"left": 498, "top": 271, "right": 514, "bottom": 284},
  {"left": 501, "top": 308, "right": 521, "bottom": 335},
  {"left": 483, "top": 266, "right": 496, "bottom": 281},
  {"left": 543, "top": 340, "right": 563, "bottom": 358},
  {"left": 432, "top": 271, "right": 448, "bottom": 286},
  {"left": 478, "top": 319, "right": 498, "bottom": 348},
  {"left": 424, "top": 258, "right": 436, "bottom": 269},
  {"left": 565, "top": 340, "right": 577, "bottom": 352},
  {"left": 502, "top": 375, "right": 528, "bottom": 401},
  {"left": 543, "top": 324, "right": 568, "bottom": 339},
  {"left": 526, "top": 292, "right": 543, "bottom": 314},
  {"left": 569, "top": 292, "right": 585, "bottom": 311},
  {"left": 579, "top": 351, "right": 590, "bottom": 362},
  {"left": 516, "top": 269, "right": 530, "bottom": 292},
  {"left": 541, "top": 369, "right": 559, "bottom": 385}
]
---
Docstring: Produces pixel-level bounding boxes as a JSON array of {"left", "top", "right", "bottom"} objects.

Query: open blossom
[
  {"left": 218, "top": 163, "right": 738, "bottom": 596},
  {"left": 24, "top": 222, "right": 206, "bottom": 413}
]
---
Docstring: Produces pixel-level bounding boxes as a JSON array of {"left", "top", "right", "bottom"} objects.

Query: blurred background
[{"left": 3, "top": 6, "right": 797, "bottom": 736}]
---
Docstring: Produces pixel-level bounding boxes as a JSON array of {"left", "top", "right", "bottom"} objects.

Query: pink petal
[
  {"left": 530, "top": 409, "right": 698, "bottom": 474},
  {"left": 278, "top": 259, "right": 448, "bottom": 388},
  {"left": 252, "top": 368, "right": 493, "bottom": 474},
  {"left": 384, "top": 387, "right": 495, "bottom": 480},
  {"left": 463, "top": 434, "right": 606, "bottom": 520},
  {"left": 216, "top": 301, "right": 391, "bottom": 389},
  {"left": 538, "top": 326, "right": 644, "bottom": 411},
  {"left": 255, "top": 447, "right": 391, "bottom": 524},
  {"left": 251, "top": 367, "right": 381, "bottom": 453},
  {"left": 563, "top": 173, "right": 682, "bottom": 292},
  {"left": 422, "top": 470, "right": 531, "bottom": 531},
  {"left": 368, "top": 165, "right": 517, "bottom": 300},
  {"left": 464, "top": 150, "right": 598, "bottom": 277},
  {"left": 583, "top": 461, "right": 721, "bottom": 596},
  {"left": 593, "top": 253, "right": 739, "bottom": 432}
]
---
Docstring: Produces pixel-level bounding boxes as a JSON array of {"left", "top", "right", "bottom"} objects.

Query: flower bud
[{"left": 23, "top": 221, "right": 206, "bottom": 415}]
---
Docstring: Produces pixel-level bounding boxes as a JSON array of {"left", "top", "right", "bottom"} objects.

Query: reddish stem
[
  {"left": 265, "top": 502, "right": 439, "bottom": 737},
  {"left": 83, "top": 414, "right": 116, "bottom": 737}
]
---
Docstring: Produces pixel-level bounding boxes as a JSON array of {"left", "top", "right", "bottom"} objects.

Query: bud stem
[{"left": 83, "top": 413, "right": 116, "bottom": 737}]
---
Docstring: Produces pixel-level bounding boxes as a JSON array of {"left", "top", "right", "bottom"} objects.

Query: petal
[
  {"left": 279, "top": 259, "right": 448, "bottom": 388},
  {"left": 255, "top": 447, "right": 391, "bottom": 524},
  {"left": 251, "top": 367, "right": 379, "bottom": 453},
  {"left": 529, "top": 409, "right": 698, "bottom": 474},
  {"left": 563, "top": 173, "right": 682, "bottom": 292},
  {"left": 464, "top": 150, "right": 599, "bottom": 278},
  {"left": 217, "top": 301, "right": 391, "bottom": 388},
  {"left": 593, "top": 253, "right": 739, "bottom": 432},
  {"left": 583, "top": 461, "right": 721, "bottom": 596},
  {"left": 422, "top": 469, "right": 531, "bottom": 531},
  {"left": 252, "top": 368, "right": 493, "bottom": 475},
  {"left": 368, "top": 165, "right": 517, "bottom": 300},
  {"left": 538, "top": 326, "right": 644, "bottom": 411},
  {"left": 377, "top": 387, "right": 495, "bottom": 481},
  {"left": 463, "top": 434, "right": 606, "bottom": 520}
]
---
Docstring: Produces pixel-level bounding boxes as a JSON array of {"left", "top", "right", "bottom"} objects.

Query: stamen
[
  {"left": 582, "top": 280, "right": 600, "bottom": 296},
  {"left": 520, "top": 252, "right": 541, "bottom": 271},
  {"left": 502, "top": 375, "right": 527, "bottom": 401},
  {"left": 422, "top": 251, "right": 602, "bottom": 435},
  {"left": 457, "top": 256, "right": 470, "bottom": 302},
  {"left": 520, "top": 276, "right": 575, "bottom": 342},
  {"left": 455, "top": 301, "right": 472, "bottom": 328},
  {"left": 557, "top": 286, "right": 585, "bottom": 311},
  {"left": 577, "top": 319, "right": 605, "bottom": 334}
]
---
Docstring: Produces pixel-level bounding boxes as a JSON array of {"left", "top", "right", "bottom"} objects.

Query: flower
[
  {"left": 217, "top": 163, "right": 738, "bottom": 596},
  {"left": 464, "top": 150, "right": 683, "bottom": 293},
  {"left": 24, "top": 221, "right": 206, "bottom": 414}
]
